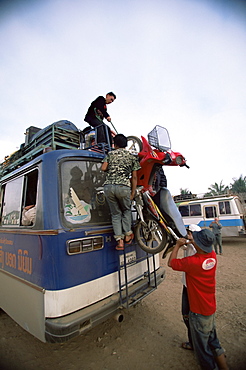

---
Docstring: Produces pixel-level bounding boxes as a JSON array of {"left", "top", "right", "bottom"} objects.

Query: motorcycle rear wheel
[{"left": 135, "top": 217, "right": 170, "bottom": 254}]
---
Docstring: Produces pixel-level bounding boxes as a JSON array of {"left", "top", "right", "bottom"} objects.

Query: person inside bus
[
  {"left": 21, "top": 204, "right": 36, "bottom": 226},
  {"left": 69, "top": 166, "right": 91, "bottom": 204},
  {"left": 84, "top": 92, "right": 116, "bottom": 147},
  {"left": 101, "top": 134, "right": 141, "bottom": 250},
  {"left": 209, "top": 217, "right": 223, "bottom": 255}
]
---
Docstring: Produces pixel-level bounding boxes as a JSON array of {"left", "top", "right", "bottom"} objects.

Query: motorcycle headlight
[{"left": 175, "top": 156, "right": 184, "bottom": 165}]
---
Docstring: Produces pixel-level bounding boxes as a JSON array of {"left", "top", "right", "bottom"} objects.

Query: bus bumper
[{"left": 45, "top": 266, "right": 165, "bottom": 343}]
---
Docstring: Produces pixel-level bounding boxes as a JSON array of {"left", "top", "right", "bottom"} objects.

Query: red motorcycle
[{"left": 127, "top": 126, "right": 189, "bottom": 256}]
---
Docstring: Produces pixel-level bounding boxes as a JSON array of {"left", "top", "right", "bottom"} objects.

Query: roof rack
[
  {"left": 0, "top": 120, "right": 81, "bottom": 177},
  {"left": 174, "top": 193, "right": 235, "bottom": 202}
]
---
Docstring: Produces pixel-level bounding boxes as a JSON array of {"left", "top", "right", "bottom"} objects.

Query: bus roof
[
  {"left": 0, "top": 148, "right": 104, "bottom": 182},
  {"left": 175, "top": 194, "right": 237, "bottom": 206}
]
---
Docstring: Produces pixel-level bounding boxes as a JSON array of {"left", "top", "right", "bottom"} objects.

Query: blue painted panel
[
  {"left": 197, "top": 219, "right": 244, "bottom": 227},
  {"left": 0, "top": 230, "right": 146, "bottom": 290}
]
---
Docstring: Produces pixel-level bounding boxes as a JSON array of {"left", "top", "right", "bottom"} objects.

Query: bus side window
[
  {"left": 225, "top": 201, "right": 231, "bottom": 214},
  {"left": 219, "top": 201, "right": 231, "bottom": 215},
  {"left": 205, "top": 206, "right": 217, "bottom": 219},
  {"left": 190, "top": 204, "right": 201, "bottom": 216},
  {"left": 24, "top": 170, "right": 38, "bottom": 207},
  {"left": 1, "top": 177, "right": 23, "bottom": 226},
  {"left": 219, "top": 202, "right": 225, "bottom": 214},
  {"left": 0, "top": 185, "right": 4, "bottom": 223},
  {"left": 179, "top": 205, "right": 189, "bottom": 217},
  {"left": 21, "top": 170, "right": 38, "bottom": 226}
]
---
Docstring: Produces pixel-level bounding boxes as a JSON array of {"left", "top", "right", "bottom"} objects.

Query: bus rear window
[{"left": 61, "top": 160, "right": 111, "bottom": 226}]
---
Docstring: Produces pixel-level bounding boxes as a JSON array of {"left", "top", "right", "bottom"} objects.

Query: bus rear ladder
[{"left": 118, "top": 248, "right": 157, "bottom": 309}]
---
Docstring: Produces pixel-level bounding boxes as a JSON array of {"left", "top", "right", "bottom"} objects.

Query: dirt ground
[{"left": 0, "top": 237, "right": 246, "bottom": 370}]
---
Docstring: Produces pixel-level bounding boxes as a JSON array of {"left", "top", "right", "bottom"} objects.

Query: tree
[
  {"left": 205, "top": 181, "right": 229, "bottom": 197},
  {"left": 230, "top": 175, "right": 246, "bottom": 194},
  {"left": 175, "top": 188, "right": 194, "bottom": 201},
  {"left": 180, "top": 188, "right": 191, "bottom": 195},
  {"left": 173, "top": 188, "right": 193, "bottom": 202}
]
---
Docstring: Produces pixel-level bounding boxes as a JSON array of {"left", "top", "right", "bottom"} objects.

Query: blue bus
[{"left": 0, "top": 121, "right": 165, "bottom": 343}]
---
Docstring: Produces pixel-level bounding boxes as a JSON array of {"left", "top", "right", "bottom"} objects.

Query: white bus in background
[{"left": 175, "top": 194, "right": 246, "bottom": 237}]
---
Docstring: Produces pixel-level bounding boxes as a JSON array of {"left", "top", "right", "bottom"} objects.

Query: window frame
[
  {"left": 219, "top": 201, "right": 231, "bottom": 215},
  {"left": 204, "top": 206, "right": 217, "bottom": 219},
  {"left": 59, "top": 158, "right": 112, "bottom": 228},
  {"left": 0, "top": 168, "right": 39, "bottom": 227},
  {"left": 178, "top": 203, "right": 202, "bottom": 217}
]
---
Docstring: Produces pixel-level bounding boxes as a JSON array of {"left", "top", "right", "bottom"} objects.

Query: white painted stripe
[{"left": 45, "top": 256, "right": 159, "bottom": 317}]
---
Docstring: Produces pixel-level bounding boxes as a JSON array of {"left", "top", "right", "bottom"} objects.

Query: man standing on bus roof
[
  {"left": 84, "top": 92, "right": 116, "bottom": 146},
  {"left": 209, "top": 217, "right": 223, "bottom": 255}
]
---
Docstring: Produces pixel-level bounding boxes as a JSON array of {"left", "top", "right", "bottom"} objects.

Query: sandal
[
  {"left": 182, "top": 342, "right": 193, "bottom": 350},
  {"left": 116, "top": 239, "right": 124, "bottom": 250},
  {"left": 125, "top": 233, "right": 134, "bottom": 245}
]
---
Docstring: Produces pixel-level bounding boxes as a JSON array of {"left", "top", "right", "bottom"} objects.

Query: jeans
[
  {"left": 104, "top": 184, "right": 132, "bottom": 240},
  {"left": 189, "top": 311, "right": 224, "bottom": 370},
  {"left": 213, "top": 234, "right": 222, "bottom": 254},
  {"left": 86, "top": 117, "right": 112, "bottom": 146},
  {"left": 181, "top": 286, "right": 193, "bottom": 347}
]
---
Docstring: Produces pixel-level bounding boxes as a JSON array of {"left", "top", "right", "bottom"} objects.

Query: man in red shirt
[{"left": 168, "top": 229, "right": 228, "bottom": 370}]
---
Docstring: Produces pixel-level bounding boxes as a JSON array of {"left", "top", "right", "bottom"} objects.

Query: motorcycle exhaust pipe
[{"left": 114, "top": 312, "right": 124, "bottom": 323}]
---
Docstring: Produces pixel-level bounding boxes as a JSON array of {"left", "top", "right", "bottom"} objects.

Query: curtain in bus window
[
  {"left": 61, "top": 160, "right": 111, "bottom": 225},
  {"left": 2, "top": 177, "right": 24, "bottom": 226}
]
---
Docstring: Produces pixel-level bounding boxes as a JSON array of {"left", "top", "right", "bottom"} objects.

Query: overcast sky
[{"left": 1, "top": 0, "right": 246, "bottom": 195}]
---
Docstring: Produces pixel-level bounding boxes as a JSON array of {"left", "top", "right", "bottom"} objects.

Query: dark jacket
[{"left": 84, "top": 96, "right": 109, "bottom": 123}]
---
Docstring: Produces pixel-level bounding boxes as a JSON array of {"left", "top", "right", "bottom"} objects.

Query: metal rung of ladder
[{"left": 118, "top": 247, "right": 158, "bottom": 309}]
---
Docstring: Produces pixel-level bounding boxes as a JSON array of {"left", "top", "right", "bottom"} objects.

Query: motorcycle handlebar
[{"left": 180, "top": 163, "right": 190, "bottom": 169}]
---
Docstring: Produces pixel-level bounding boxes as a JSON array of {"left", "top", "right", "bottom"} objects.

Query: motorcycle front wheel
[
  {"left": 126, "top": 136, "right": 143, "bottom": 156},
  {"left": 135, "top": 217, "right": 170, "bottom": 254}
]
